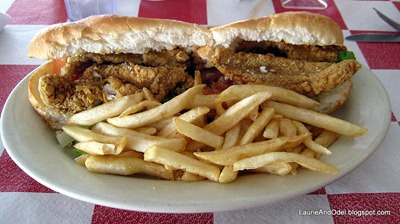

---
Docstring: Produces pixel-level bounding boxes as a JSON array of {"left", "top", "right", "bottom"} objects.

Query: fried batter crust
[
  {"left": 38, "top": 49, "right": 190, "bottom": 114},
  {"left": 90, "top": 63, "right": 186, "bottom": 101},
  {"left": 211, "top": 48, "right": 361, "bottom": 96},
  {"left": 39, "top": 74, "right": 104, "bottom": 114},
  {"left": 237, "top": 41, "right": 347, "bottom": 62}
]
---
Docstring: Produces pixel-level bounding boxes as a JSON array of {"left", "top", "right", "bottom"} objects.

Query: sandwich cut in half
[
  {"left": 28, "top": 12, "right": 362, "bottom": 130},
  {"left": 197, "top": 11, "right": 362, "bottom": 114}
]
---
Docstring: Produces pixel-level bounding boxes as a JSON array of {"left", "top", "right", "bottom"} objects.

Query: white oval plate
[{"left": 1, "top": 65, "right": 391, "bottom": 213}]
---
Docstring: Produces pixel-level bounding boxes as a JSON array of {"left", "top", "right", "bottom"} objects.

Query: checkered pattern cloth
[{"left": 0, "top": 0, "right": 399, "bottom": 223}]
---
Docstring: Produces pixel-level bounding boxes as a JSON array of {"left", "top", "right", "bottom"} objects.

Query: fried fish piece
[{"left": 210, "top": 48, "right": 361, "bottom": 96}]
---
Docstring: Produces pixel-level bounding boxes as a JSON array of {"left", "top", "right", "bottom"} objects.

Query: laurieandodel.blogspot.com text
[{"left": 299, "top": 209, "right": 391, "bottom": 217}]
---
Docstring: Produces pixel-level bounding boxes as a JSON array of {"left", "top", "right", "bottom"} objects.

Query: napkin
[{"left": 0, "top": 13, "right": 10, "bottom": 32}]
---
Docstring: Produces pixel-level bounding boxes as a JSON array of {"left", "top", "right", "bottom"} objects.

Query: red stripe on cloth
[
  {"left": 138, "top": 0, "right": 207, "bottom": 24},
  {"left": 0, "top": 65, "right": 38, "bottom": 112},
  {"left": 392, "top": 112, "right": 397, "bottom": 122},
  {"left": 91, "top": 205, "right": 213, "bottom": 224},
  {"left": 328, "top": 193, "right": 400, "bottom": 224},
  {"left": 271, "top": 0, "right": 347, "bottom": 30},
  {"left": 7, "top": 0, "right": 67, "bottom": 25},
  {"left": 394, "top": 2, "right": 400, "bottom": 11},
  {"left": 0, "top": 151, "right": 54, "bottom": 193},
  {"left": 351, "top": 31, "right": 400, "bottom": 69}
]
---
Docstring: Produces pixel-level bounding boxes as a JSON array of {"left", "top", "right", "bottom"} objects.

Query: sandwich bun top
[
  {"left": 28, "top": 15, "right": 214, "bottom": 60},
  {"left": 211, "top": 11, "right": 344, "bottom": 48}
]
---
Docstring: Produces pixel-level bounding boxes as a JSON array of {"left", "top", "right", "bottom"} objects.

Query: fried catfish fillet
[{"left": 210, "top": 48, "right": 361, "bottom": 96}]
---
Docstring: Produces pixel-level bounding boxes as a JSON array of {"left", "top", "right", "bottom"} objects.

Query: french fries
[
  {"left": 107, "top": 85, "right": 204, "bottom": 128},
  {"left": 59, "top": 84, "right": 366, "bottom": 183}
]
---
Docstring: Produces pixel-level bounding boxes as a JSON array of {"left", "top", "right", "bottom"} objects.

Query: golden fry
[
  {"left": 144, "top": 146, "right": 221, "bottom": 182},
  {"left": 219, "top": 165, "right": 238, "bottom": 183},
  {"left": 194, "top": 137, "right": 287, "bottom": 166},
  {"left": 205, "top": 91, "right": 271, "bottom": 135},
  {"left": 263, "top": 119, "right": 280, "bottom": 139},
  {"left": 293, "top": 121, "right": 332, "bottom": 155},
  {"left": 279, "top": 118, "right": 297, "bottom": 137},
  {"left": 222, "top": 124, "right": 241, "bottom": 149},
  {"left": 266, "top": 101, "right": 367, "bottom": 137},
  {"left": 173, "top": 117, "right": 224, "bottom": 148},
  {"left": 119, "top": 100, "right": 161, "bottom": 117},
  {"left": 92, "top": 122, "right": 186, "bottom": 152},
  {"left": 240, "top": 108, "right": 275, "bottom": 145},
  {"left": 158, "top": 107, "right": 210, "bottom": 138},
  {"left": 186, "top": 94, "right": 217, "bottom": 109},
  {"left": 217, "top": 85, "right": 320, "bottom": 110},
  {"left": 233, "top": 152, "right": 339, "bottom": 174},
  {"left": 253, "top": 162, "right": 292, "bottom": 176},
  {"left": 85, "top": 154, "right": 174, "bottom": 180}
]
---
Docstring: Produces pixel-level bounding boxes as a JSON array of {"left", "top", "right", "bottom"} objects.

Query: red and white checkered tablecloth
[{"left": 0, "top": 0, "right": 399, "bottom": 223}]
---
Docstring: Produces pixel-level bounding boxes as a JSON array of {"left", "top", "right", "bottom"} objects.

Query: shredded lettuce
[
  {"left": 72, "top": 148, "right": 87, "bottom": 156},
  {"left": 337, "top": 51, "right": 356, "bottom": 62}
]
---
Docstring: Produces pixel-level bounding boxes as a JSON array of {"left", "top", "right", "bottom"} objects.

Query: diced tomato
[
  {"left": 201, "top": 69, "right": 235, "bottom": 95},
  {"left": 52, "top": 58, "right": 67, "bottom": 75},
  {"left": 201, "top": 68, "right": 222, "bottom": 84},
  {"left": 70, "top": 73, "right": 83, "bottom": 82},
  {"left": 213, "top": 77, "right": 233, "bottom": 92}
]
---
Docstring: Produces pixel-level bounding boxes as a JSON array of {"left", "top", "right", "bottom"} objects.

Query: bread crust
[
  {"left": 211, "top": 12, "right": 344, "bottom": 48},
  {"left": 28, "top": 15, "right": 213, "bottom": 60}
]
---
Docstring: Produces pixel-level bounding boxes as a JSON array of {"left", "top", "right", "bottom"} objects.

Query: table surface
[{"left": 0, "top": 0, "right": 399, "bottom": 223}]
